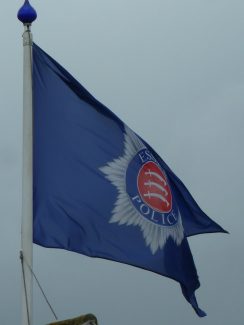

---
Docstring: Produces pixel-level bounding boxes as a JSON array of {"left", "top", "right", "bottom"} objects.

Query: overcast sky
[{"left": 0, "top": 1, "right": 243, "bottom": 324}]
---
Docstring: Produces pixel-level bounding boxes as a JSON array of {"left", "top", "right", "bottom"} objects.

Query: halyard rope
[
  {"left": 20, "top": 250, "right": 58, "bottom": 321},
  {"left": 20, "top": 251, "right": 31, "bottom": 325}
]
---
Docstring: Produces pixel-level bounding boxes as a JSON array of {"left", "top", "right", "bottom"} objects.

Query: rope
[
  {"left": 20, "top": 251, "right": 58, "bottom": 321},
  {"left": 20, "top": 251, "right": 31, "bottom": 325}
]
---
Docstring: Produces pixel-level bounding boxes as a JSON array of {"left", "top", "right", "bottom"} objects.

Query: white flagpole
[
  {"left": 21, "top": 25, "right": 33, "bottom": 325},
  {"left": 17, "top": 2, "right": 37, "bottom": 325}
]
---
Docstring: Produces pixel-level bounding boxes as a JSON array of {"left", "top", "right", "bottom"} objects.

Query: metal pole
[{"left": 17, "top": 2, "right": 37, "bottom": 325}]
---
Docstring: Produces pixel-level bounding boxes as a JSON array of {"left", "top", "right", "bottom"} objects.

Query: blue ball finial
[{"left": 17, "top": 0, "right": 37, "bottom": 25}]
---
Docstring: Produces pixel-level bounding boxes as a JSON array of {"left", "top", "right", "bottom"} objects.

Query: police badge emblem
[{"left": 100, "top": 126, "right": 184, "bottom": 254}]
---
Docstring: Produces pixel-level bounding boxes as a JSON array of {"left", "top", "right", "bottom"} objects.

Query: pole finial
[{"left": 17, "top": 0, "right": 37, "bottom": 25}]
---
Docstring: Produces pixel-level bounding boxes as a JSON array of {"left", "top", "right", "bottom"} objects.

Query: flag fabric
[{"left": 33, "top": 43, "right": 226, "bottom": 317}]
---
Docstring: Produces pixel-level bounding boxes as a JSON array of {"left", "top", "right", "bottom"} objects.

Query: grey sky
[{"left": 0, "top": 0, "right": 243, "bottom": 324}]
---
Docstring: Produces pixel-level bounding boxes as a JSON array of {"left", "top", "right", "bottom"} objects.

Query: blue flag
[{"left": 33, "top": 44, "right": 226, "bottom": 317}]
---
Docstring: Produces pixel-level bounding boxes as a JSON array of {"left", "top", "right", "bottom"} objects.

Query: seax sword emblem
[{"left": 100, "top": 126, "right": 184, "bottom": 254}]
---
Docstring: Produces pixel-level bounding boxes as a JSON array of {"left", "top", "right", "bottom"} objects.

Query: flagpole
[{"left": 17, "top": 2, "right": 37, "bottom": 325}]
